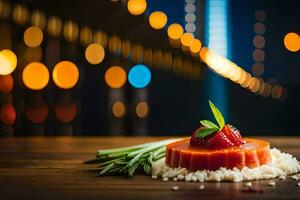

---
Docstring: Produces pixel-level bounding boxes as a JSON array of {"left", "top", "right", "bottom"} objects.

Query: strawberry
[
  {"left": 205, "top": 131, "right": 234, "bottom": 149},
  {"left": 221, "top": 124, "right": 245, "bottom": 146},
  {"left": 191, "top": 100, "right": 245, "bottom": 149},
  {"left": 190, "top": 127, "right": 234, "bottom": 149},
  {"left": 190, "top": 127, "right": 206, "bottom": 147}
]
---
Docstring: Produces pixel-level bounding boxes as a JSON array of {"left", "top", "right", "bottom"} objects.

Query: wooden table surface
[{"left": 0, "top": 136, "right": 299, "bottom": 200}]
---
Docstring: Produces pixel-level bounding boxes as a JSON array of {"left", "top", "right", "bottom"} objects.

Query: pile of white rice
[{"left": 151, "top": 148, "right": 300, "bottom": 182}]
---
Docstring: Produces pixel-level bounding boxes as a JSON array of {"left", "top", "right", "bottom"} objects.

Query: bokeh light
[
  {"left": 240, "top": 73, "right": 252, "bottom": 88},
  {"left": 47, "top": 16, "right": 62, "bottom": 37},
  {"left": 284, "top": 32, "right": 300, "bottom": 52},
  {"left": 22, "top": 62, "right": 49, "bottom": 90},
  {"left": 104, "top": 66, "right": 127, "bottom": 89},
  {"left": 0, "top": 0, "right": 11, "bottom": 19},
  {"left": 252, "top": 62, "right": 264, "bottom": 76},
  {"left": 127, "top": 0, "right": 147, "bottom": 16},
  {"left": 23, "top": 26, "right": 43, "bottom": 47},
  {"left": 63, "top": 20, "right": 79, "bottom": 42},
  {"left": 254, "top": 10, "right": 266, "bottom": 22},
  {"left": 252, "top": 49, "right": 265, "bottom": 62},
  {"left": 261, "top": 82, "right": 272, "bottom": 97},
  {"left": 136, "top": 102, "right": 148, "bottom": 118},
  {"left": 12, "top": 3, "right": 29, "bottom": 25},
  {"left": 236, "top": 69, "right": 247, "bottom": 84},
  {"left": 257, "top": 79, "right": 265, "bottom": 95},
  {"left": 271, "top": 85, "right": 283, "bottom": 99},
  {"left": 149, "top": 11, "right": 167, "bottom": 30},
  {"left": 55, "top": 100, "right": 77, "bottom": 123},
  {"left": 0, "top": 49, "right": 17, "bottom": 75},
  {"left": 253, "top": 35, "right": 265, "bottom": 48},
  {"left": 253, "top": 22, "right": 265, "bottom": 35},
  {"left": 0, "top": 104, "right": 16, "bottom": 126},
  {"left": 93, "top": 30, "right": 108, "bottom": 48},
  {"left": 185, "top": 13, "right": 196, "bottom": 23},
  {"left": 189, "top": 38, "right": 202, "bottom": 54},
  {"left": 0, "top": 74, "right": 13, "bottom": 94},
  {"left": 199, "top": 47, "right": 209, "bottom": 62},
  {"left": 181, "top": 32, "right": 194, "bottom": 47},
  {"left": 31, "top": 10, "right": 46, "bottom": 30},
  {"left": 185, "top": 22, "right": 196, "bottom": 33},
  {"left": 128, "top": 64, "right": 151, "bottom": 88},
  {"left": 167, "top": 23, "right": 184, "bottom": 40},
  {"left": 185, "top": 3, "right": 196, "bottom": 12},
  {"left": 121, "top": 39, "right": 131, "bottom": 59},
  {"left": 248, "top": 77, "right": 260, "bottom": 93},
  {"left": 85, "top": 43, "right": 105, "bottom": 65},
  {"left": 279, "top": 88, "right": 288, "bottom": 101},
  {"left": 52, "top": 61, "right": 79, "bottom": 89},
  {"left": 131, "top": 43, "right": 143, "bottom": 63},
  {"left": 108, "top": 35, "right": 121, "bottom": 55},
  {"left": 112, "top": 101, "right": 126, "bottom": 118},
  {"left": 80, "top": 26, "right": 93, "bottom": 46}
]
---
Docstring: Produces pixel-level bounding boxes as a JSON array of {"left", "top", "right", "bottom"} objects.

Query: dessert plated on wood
[
  {"left": 166, "top": 100, "right": 272, "bottom": 171},
  {"left": 86, "top": 100, "right": 300, "bottom": 182}
]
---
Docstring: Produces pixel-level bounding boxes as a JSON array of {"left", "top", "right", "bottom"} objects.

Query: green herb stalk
[{"left": 85, "top": 139, "right": 179, "bottom": 177}]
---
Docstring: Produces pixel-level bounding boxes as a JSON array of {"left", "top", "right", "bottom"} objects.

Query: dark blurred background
[{"left": 0, "top": 0, "right": 299, "bottom": 136}]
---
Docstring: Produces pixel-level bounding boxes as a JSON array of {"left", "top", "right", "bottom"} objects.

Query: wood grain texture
[{"left": 0, "top": 136, "right": 299, "bottom": 200}]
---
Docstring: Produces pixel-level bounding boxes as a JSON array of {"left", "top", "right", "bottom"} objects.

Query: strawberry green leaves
[
  {"left": 209, "top": 100, "right": 225, "bottom": 129},
  {"left": 197, "top": 100, "right": 226, "bottom": 139},
  {"left": 200, "top": 120, "right": 219, "bottom": 129},
  {"left": 197, "top": 127, "right": 219, "bottom": 139}
]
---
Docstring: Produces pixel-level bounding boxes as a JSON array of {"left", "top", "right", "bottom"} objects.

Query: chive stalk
[{"left": 85, "top": 138, "right": 180, "bottom": 177}]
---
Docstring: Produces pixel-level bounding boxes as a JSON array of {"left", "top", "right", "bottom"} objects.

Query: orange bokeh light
[
  {"left": 189, "top": 38, "right": 202, "bottom": 54},
  {"left": 252, "top": 49, "right": 265, "bottom": 62},
  {"left": 22, "top": 62, "right": 49, "bottom": 90},
  {"left": 52, "top": 61, "right": 79, "bottom": 89},
  {"left": 149, "top": 11, "right": 167, "bottom": 30},
  {"left": 55, "top": 101, "right": 77, "bottom": 123},
  {"left": 112, "top": 101, "right": 126, "bottom": 118},
  {"left": 104, "top": 66, "right": 127, "bottom": 89},
  {"left": 85, "top": 43, "right": 105, "bottom": 65},
  {"left": 252, "top": 63, "right": 264, "bottom": 76},
  {"left": 127, "top": 0, "right": 147, "bottom": 16},
  {"left": 199, "top": 47, "right": 209, "bottom": 62},
  {"left": 271, "top": 85, "right": 283, "bottom": 99},
  {"left": 136, "top": 102, "right": 148, "bottom": 118},
  {"left": 0, "top": 104, "right": 16, "bottom": 126},
  {"left": 284, "top": 32, "right": 300, "bottom": 52},
  {"left": 181, "top": 32, "right": 194, "bottom": 47},
  {"left": 167, "top": 23, "right": 184, "bottom": 40},
  {"left": 23, "top": 26, "right": 43, "bottom": 47},
  {"left": 0, "top": 74, "right": 13, "bottom": 93}
]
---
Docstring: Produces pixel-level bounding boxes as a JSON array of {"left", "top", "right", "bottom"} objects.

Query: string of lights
[{"left": 0, "top": 0, "right": 288, "bottom": 101}]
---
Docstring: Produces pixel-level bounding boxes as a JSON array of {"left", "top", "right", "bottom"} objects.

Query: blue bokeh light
[{"left": 128, "top": 64, "right": 151, "bottom": 88}]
